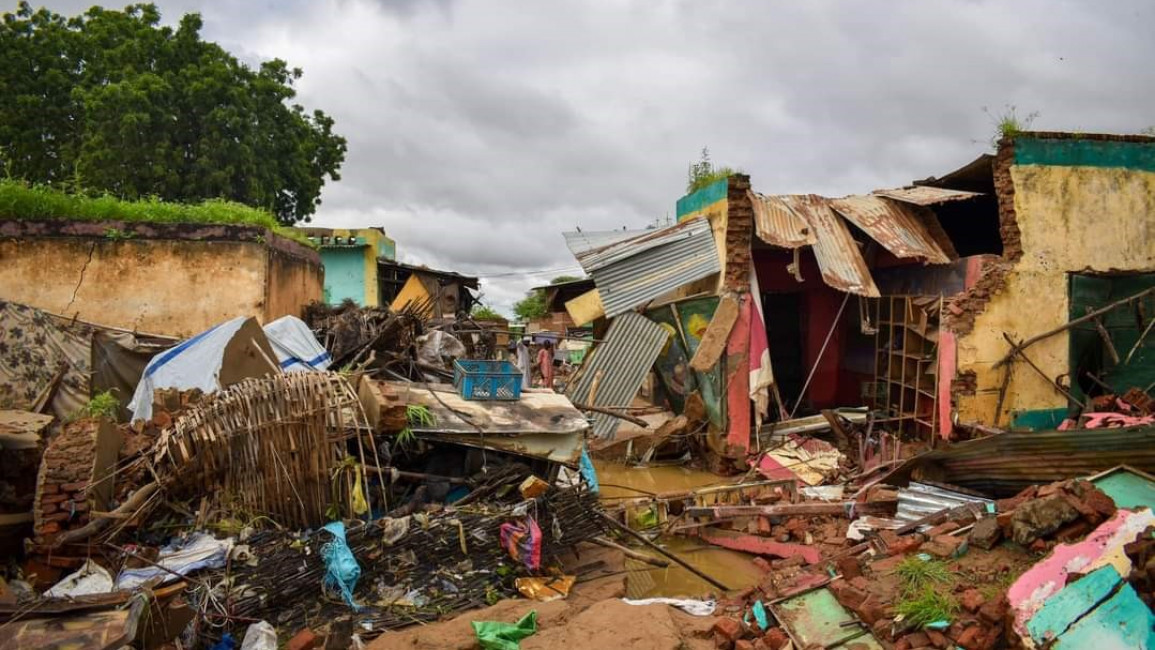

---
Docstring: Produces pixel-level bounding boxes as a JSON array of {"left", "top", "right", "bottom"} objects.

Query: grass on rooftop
[{"left": 0, "top": 180, "right": 315, "bottom": 249}]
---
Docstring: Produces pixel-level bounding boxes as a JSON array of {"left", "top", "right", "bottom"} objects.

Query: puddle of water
[
  {"left": 593, "top": 461, "right": 761, "bottom": 598},
  {"left": 624, "top": 536, "right": 762, "bottom": 599},
  {"left": 594, "top": 461, "right": 726, "bottom": 500}
]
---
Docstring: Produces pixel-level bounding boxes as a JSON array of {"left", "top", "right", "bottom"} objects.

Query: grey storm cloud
[{"left": 19, "top": 0, "right": 1155, "bottom": 312}]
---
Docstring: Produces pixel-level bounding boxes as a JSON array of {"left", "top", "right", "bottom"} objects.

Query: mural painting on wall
[
  {"left": 646, "top": 297, "right": 725, "bottom": 429},
  {"left": 678, "top": 297, "right": 725, "bottom": 429},
  {"left": 646, "top": 307, "right": 696, "bottom": 414}
]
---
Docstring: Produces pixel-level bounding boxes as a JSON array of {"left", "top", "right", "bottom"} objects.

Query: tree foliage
[
  {"left": 471, "top": 304, "right": 505, "bottom": 321},
  {"left": 0, "top": 2, "right": 346, "bottom": 225},
  {"left": 686, "top": 147, "right": 737, "bottom": 194},
  {"left": 512, "top": 275, "right": 578, "bottom": 320}
]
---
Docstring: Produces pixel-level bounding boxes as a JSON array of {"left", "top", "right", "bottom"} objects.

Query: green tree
[
  {"left": 686, "top": 147, "right": 737, "bottom": 194},
  {"left": 513, "top": 275, "right": 582, "bottom": 320},
  {"left": 471, "top": 304, "right": 505, "bottom": 320},
  {"left": 0, "top": 3, "right": 346, "bottom": 224}
]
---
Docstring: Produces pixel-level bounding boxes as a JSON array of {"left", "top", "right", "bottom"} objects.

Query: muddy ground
[{"left": 369, "top": 543, "right": 718, "bottom": 650}]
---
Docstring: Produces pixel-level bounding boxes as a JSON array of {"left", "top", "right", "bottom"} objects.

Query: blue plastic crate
[{"left": 452, "top": 360, "right": 522, "bottom": 401}]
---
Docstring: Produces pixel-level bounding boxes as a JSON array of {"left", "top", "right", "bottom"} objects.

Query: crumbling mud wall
[
  {"left": 0, "top": 220, "right": 322, "bottom": 336},
  {"left": 952, "top": 134, "right": 1155, "bottom": 426}
]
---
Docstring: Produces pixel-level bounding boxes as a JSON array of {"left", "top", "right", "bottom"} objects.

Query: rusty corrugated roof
[
  {"left": 829, "top": 195, "right": 952, "bottom": 264},
  {"left": 786, "top": 195, "right": 879, "bottom": 297},
  {"left": 749, "top": 191, "right": 816, "bottom": 249},
  {"left": 882, "top": 426, "right": 1155, "bottom": 497},
  {"left": 872, "top": 186, "right": 983, "bottom": 206}
]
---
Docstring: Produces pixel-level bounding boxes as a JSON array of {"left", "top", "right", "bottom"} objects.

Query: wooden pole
[
  {"left": 1002, "top": 333, "right": 1087, "bottom": 411},
  {"left": 1090, "top": 314, "right": 1121, "bottom": 365},
  {"left": 994, "top": 286, "right": 1155, "bottom": 368},
  {"left": 598, "top": 512, "right": 731, "bottom": 592},
  {"left": 589, "top": 536, "right": 670, "bottom": 567},
  {"left": 572, "top": 403, "right": 649, "bottom": 427},
  {"left": 1125, "top": 316, "right": 1155, "bottom": 365}
]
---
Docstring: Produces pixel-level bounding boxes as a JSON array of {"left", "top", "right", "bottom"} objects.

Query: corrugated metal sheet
[
  {"left": 873, "top": 186, "right": 983, "bottom": 206},
  {"left": 829, "top": 195, "right": 952, "bottom": 264},
  {"left": 786, "top": 195, "right": 879, "bottom": 297},
  {"left": 883, "top": 426, "right": 1155, "bottom": 497},
  {"left": 749, "top": 191, "right": 816, "bottom": 249},
  {"left": 567, "top": 218, "right": 719, "bottom": 318},
  {"left": 563, "top": 229, "right": 647, "bottom": 257},
  {"left": 567, "top": 312, "right": 669, "bottom": 439},
  {"left": 896, "top": 482, "right": 993, "bottom": 525}
]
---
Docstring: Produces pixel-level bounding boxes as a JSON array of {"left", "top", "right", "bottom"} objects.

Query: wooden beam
[
  {"left": 1002, "top": 333, "right": 1087, "bottom": 411},
  {"left": 1126, "top": 316, "right": 1155, "bottom": 365},
  {"left": 689, "top": 296, "right": 739, "bottom": 371},
  {"left": 684, "top": 500, "right": 896, "bottom": 519},
  {"left": 1091, "top": 314, "right": 1121, "bottom": 365}
]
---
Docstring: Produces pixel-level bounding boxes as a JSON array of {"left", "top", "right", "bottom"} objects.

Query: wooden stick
[
  {"left": 1002, "top": 333, "right": 1087, "bottom": 410},
  {"left": 589, "top": 536, "right": 671, "bottom": 568},
  {"left": 1126, "top": 316, "right": 1155, "bottom": 365},
  {"left": 1090, "top": 314, "right": 1121, "bottom": 364},
  {"left": 52, "top": 482, "right": 159, "bottom": 547},
  {"left": 994, "top": 286, "right": 1155, "bottom": 368},
  {"left": 572, "top": 403, "right": 649, "bottom": 427},
  {"left": 598, "top": 512, "right": 731, "bottom": 592}
]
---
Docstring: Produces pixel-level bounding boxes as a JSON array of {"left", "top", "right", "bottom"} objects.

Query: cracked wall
[{"left": 0, "top": 223, "right": 322, "bottom": 336}]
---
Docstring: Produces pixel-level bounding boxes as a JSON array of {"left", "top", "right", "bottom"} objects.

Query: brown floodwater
[{"left": 594, "top": 461, "right": 762, "bottom": 599}]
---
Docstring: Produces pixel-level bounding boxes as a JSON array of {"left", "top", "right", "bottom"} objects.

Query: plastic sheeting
[
  {"left": 116, "top": 533, "right": 234, "bottom": 590},
  {"left": 45, "top": 560, "right": 114, "bottom": 598},
  {"left": 263, "top": 316, "right": 331, "bottom": 372}
]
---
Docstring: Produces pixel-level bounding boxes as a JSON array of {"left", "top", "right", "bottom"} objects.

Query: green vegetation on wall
[{"left": 0, "top": 179, "right": 316, "bottom": 248}]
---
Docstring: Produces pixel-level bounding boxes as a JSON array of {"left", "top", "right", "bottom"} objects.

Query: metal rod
[{"left": 791, "top": 291, "right": 851, "bottom": 419}]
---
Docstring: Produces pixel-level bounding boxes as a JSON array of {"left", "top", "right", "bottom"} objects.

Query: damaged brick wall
[
  {"left": 33, "top": 418, "right": 120, "bottom": 544},
  {"left": 724, "top": 175, "right": 754, "bottom": 294},
  {"left": 942, "top": 138, "right": 1020, "bottom": 337}
]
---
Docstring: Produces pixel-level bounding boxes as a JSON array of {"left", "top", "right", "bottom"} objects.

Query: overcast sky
[{"left": 31, "top": 1, "right": 1155, "bottom": 314}]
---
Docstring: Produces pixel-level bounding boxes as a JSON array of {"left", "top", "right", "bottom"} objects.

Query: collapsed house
[{"left": 564, "top": 131, "right": 1155, "bottom": 459}]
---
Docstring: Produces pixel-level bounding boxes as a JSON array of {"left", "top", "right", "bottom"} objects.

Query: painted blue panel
[
  {"left": 1092, "top": 469, "right": 1155, "bottom": 512},
  {"left": 1027, "top": 565, "right": 1121, "bottom": 645},
  {"left": 322, "top": 248, "right": 367, "bottom": 305},
  {"left": 1053, "top": 581, "right": 1155, "bottom": 649}
]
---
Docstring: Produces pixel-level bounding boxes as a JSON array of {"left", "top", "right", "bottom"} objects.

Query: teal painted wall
[
  {"left": 322, "top": 248, "right": 367, "bottom": 305},
  {"left": 1015, "top": 136, "right": 1155, "bottom": 172},
  {"left": 675, "top": 177, "right": 729, "bottom": 219}
]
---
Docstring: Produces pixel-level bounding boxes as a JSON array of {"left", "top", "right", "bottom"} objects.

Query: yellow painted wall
[
  {"left": 956, "top": 164, "right": 1155, "bottom": 425},
  {"left": 391, "top": 274, "right": 431, "bottom": 314},
  {"left": 0, "top": 235, "right": 321, "bottom": 337}
]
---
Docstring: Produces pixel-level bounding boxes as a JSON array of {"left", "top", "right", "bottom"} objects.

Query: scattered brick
[
  {"left": 762, "top": 628, "right": 788, "bottom": 650},
  {"left": 968, "top": 517, "right": 1002, "bottom": 550},
  {"left": 959, "top": 588, "right": 985, "bottom": 613},
  {"left": 713, "top": 617, "right": 742, "bottom": 642},
  {"left": 837, "top": 556, "right": 862, "bottom": 580},
  {"left": 955, "top": 625, "right": 982, "bottom": 650},
  {"left": 286, "top": 628, "right": 320, "bottom": 650}
]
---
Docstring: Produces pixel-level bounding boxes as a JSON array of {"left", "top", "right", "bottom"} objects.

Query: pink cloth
[{"left": 537, "top": 348, "right": 554, "bottom": 388}]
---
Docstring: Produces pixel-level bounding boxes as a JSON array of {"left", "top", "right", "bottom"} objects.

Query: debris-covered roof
[
  {"left": 784, "top": 194, "right": 879, "bottom": 297},
  {"left": 829, "top": 194, "right": 952, "bottom": 264}
]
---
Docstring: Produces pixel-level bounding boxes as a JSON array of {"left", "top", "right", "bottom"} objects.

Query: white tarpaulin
[
  {"left": 128, "top": 317, "right": 278, "bottom": 421},
  {"left": 263, "top": 315, "right": 331, "bottom": 372}
]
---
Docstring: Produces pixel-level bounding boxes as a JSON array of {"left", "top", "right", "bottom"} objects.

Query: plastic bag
[
  {"left": 472, "top": 610, "right": 537, "bottom": 650},
  {"left": 321, "top": 521, "right": 362, "bottom": 609},
  {"left": 239, "top": 621, "right": 277, "bottom": 650}
]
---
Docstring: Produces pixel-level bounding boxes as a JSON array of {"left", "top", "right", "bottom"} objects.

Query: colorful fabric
[
  {"left": 499, "top": 517, "right": 542, "bottom": 570},
  {"left": 320, "top": 521, "right": 362, "bottom": 609},
  {"left": 0, "top": 300, "right": 92, "bottom": 421}
]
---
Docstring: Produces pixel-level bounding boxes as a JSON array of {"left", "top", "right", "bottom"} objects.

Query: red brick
[
  {"left": 955, "top": 626, "right": 982, "bottom": 650},
  {"left": 762, "top": 628, "right": 788, "bottom": 650},
  {"left": 888, "top": 536, "right": 924, "bottom": 556},
  {"left": 959, "top": 588, "right": 985, "bottom": 613},
  {"left": 926, "top": 629, "right": 949, "bottom": 648},
  {"left": 849, "top": 576, "right": 870, "bottom": 591},
  {"left": 854, "top": 595, "right": 889, "bottom": 626},
  {"left": 1029, "top": 538, "right": 1048, "bottom": 553},
  {"left": 978, "top": 597, "right": 1008, "bottom": 625},
  {"left": 837, "top": 556, "right": 862, "bottom": 580},
  {"left": 60, "top": 482, "right": 90, "bottom": 492},
  {"left": 902, "top": 632, "right": 929, "bottom": 648},
  {"left": 713, "top": 617, "right": 742, "bottom": 642},
  {"left": 894, "top": 638, "right": 912, "bottom": 650},
  {"left": 41, "top": 493, "right": 68, "bottom": 504},
  {"left": 37, "top": 522, "right": 61, "bottom": 535},
  {"left": 70, "top": 501, "right": 90, "bottom": 513},
  {"left": 871, "top": 553, "right": 906, "bottom": 573},
  {"left": 286, "top": 628, "right": 320, "bottom": 650},
  {"left": 751, "top": 557, "right": 773, "bottom": 573},
  {"left": 922, "top": 535, "right": 964, "bottom": 559},
  {"left": 40, "top": 483, "right": 60, "bottom": 495},
  {"left": 41, "top": 512, "right": 69, "bottom": 523},
  {"left": 926, "top": 521, "right": 961, "bottom": 537},
  {"left": 734, "top": 641, "right": 755, "bottom": 650}
]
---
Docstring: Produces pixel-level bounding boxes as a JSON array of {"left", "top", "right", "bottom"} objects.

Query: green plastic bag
[{"left": 471, "top": 610, "right": 538, "bottom": 650}]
